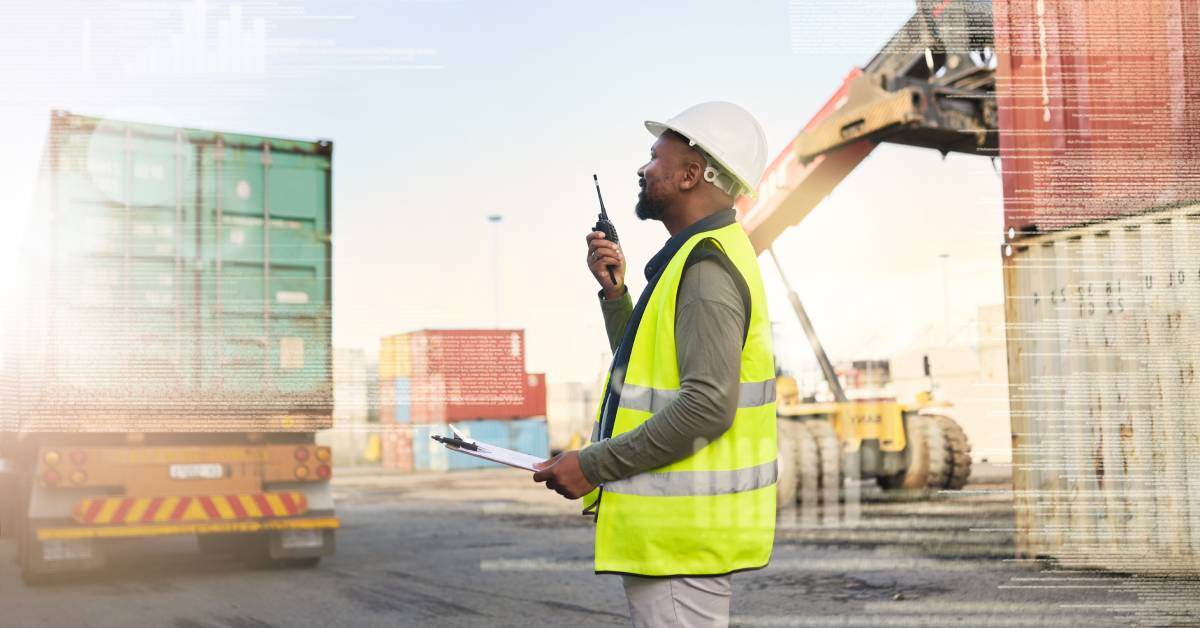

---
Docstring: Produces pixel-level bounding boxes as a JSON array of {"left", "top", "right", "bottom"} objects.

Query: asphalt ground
[{"left": 3, "top": 464, "right": 1199, "bottom": 627}]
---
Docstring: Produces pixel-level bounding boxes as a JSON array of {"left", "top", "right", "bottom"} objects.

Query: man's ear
[{"left": 678, "top": 160, "right": 703, "bottom": 192}]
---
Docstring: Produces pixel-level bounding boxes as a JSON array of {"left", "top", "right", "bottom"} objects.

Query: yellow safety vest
[{"left": 584, "top": 214, "right": 776, "bottom": 576}]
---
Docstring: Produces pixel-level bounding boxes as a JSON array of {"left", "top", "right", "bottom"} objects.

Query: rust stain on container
[{"left": 994, "top": 0, "right": 1200, "bottom": 237}]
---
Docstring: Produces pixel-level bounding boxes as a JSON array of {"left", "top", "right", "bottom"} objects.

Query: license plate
[
  {"left": 42, "top": 538, "right": 93, "bottom": 562},
  {"left": 281, "top": 529, "right": 324, "bottom": 550},
  {"left": 169, "top": 463, "right": 224, "bottom": 480}
]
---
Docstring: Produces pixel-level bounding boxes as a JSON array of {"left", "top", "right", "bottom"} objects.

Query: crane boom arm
[{"left": 737, "top": 0, "right": 997, "bottom": 255}]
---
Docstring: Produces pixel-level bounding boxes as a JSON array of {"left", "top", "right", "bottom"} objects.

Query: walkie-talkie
[{"left": 592, "top": 174, "right": 620, "bottom": 285}]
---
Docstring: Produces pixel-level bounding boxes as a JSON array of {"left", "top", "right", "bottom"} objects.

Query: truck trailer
[{"left": 0, "top": 111, "right": 337, "bottom": 582}]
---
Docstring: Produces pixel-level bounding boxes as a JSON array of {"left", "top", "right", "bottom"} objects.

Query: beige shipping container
[
  {"left": 547, "top": 382, "right": 601, "bottom": 453},
  {"left": 379, "top": 333, "right": 413, "bottom": 380},
  {"left": 1004, "top": 203, "right": 1200, "bottom": 573}
]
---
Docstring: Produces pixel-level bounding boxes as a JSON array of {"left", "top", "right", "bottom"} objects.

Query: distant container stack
[{"left": 377, "top": 329, "right": 549, "bottom": 471}]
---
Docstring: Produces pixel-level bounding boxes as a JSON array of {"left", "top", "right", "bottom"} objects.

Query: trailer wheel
[
  {"left": 239, "top": 531, "right": 325, "bottom": 569},
  {"left": 18, "top": 527, "right": 51, "bottom": 586},
  {"left": 197, "top": 533, "right": 243, "bottom": 556},
  {"left": 0, "top": 469, "right": 17, "bottom": 540},
  {"left": 14, "top": 472, "right": 32, "bottom": 567}
]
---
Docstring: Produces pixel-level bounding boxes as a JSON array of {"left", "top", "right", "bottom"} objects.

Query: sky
[{"left": 0, "top": 0, "right": 1006, "bottom": 386}]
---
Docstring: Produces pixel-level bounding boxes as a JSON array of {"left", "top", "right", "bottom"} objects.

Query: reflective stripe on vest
[
  {"left": 618, "top": 379, "right": 776, "bottom": 414},
  {"left": 605, "top": 459, "right": 778, "bottom": 497}
]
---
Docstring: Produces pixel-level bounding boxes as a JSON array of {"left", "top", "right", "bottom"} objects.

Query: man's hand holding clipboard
[{"left": 531, "top": 450, "right": 594, "bottom": 500}]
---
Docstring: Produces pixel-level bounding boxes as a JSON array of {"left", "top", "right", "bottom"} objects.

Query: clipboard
[{"left": 431, "top": 425, "right": 546, "bottom": 472}]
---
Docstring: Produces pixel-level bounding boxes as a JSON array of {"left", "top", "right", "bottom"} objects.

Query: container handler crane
[{"left": 742, "top": 0, "right": 999, "bottom": 507}]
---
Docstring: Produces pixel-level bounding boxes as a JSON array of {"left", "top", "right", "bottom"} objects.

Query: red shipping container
[
  {"left": 995, "top": 0, "right": 1200, "bottom": 238},
  {"left": 382, "top": 429, "right": 413, "bottom": 471},
  {"left": 410, "top": 373, "right": 448, "bottom": 424},
  {"left": 378, "top": 378, "right": 396, "bottom": 425},
  {"left": 521, "top": 373, "right": 547, "bottom": 418},
  {"left": 401, "top": 330, "right": 528, "bottom": 421}
]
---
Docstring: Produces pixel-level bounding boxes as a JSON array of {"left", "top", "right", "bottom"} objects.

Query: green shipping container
[{"left": 4, "top": 111, "right": 333, "bottom": 432}]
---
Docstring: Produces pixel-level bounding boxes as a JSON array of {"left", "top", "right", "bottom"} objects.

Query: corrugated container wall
[
  {"left": 994, "top": 0, "right": 1200, "bottom": 237},
  {"left": 1004, "top": 203, "right": 1200, "bottom": 573},
  {"left": 2, "top": 111, "right": 333, "bottom": 432}
]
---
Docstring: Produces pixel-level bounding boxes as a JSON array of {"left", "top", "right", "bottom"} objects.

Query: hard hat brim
[{"left": 644, "top": 120, "right": 669, "bottom": 138}]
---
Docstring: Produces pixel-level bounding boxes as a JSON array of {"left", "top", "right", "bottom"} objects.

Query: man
[{"left": 534, "top": 101, "right": 777, "bottom": 627}]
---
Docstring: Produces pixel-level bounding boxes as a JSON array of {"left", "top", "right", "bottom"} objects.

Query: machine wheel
[
  {"left": 929, "top": 414, "right": 972, "bottom": 489},
  {"left": 775, "top": 419, "right": 799, "bottom": 509},
  {"left": 878, "top": 414, "right": 931, "bottom": 491},
  {"left": 795, "top": 422, "right": 820, "bottom": 509},
  {"left": 805, "top": 420, "right": 842, "bottom": 504},
  {"left": 922, "top": 416, "right": 950, "bottom": 490}
]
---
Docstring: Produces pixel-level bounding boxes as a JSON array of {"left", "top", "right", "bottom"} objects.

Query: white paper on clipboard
[{"left": 437, "top": 425, "right": 546, "bottom": 472}]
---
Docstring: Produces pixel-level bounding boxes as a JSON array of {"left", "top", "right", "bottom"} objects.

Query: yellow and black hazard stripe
[{"left": 73, "top": 492, "right": 307, "bottom": 525}]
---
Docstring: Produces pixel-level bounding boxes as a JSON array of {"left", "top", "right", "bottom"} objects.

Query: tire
[
  {"left": 929, "top": 414, "right": 972, "bottom": 490},
  {"left": 805, "top": 420, "right": 842, "bottom": 505},
  {"left": 0, "top": 471, "right": 17, "bottom": 540},
  {"left": 877, "top": 414, "right": 930, "bottom": 491},
  {"left": 197, "top": 534, "right": 243, "bottom": 556},
  {"left": 18, "top": 522, "right": 53, "bottom": 586},
  {"left": 775, "top": 419, "right": 799, "bottom": 509},
  {"left": 15, "top": 473, "right": 31, "bottom": 568},
  {"left": 238, "top": 532, "right": 325, "bottom": 569},
  {"left": 922, "top": 415, "right": 950, "bottom": 490},
  {"left": 795, "top": 422, "right": 820, "bottom": 509}
]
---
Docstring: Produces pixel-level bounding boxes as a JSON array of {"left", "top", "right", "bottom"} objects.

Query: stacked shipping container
[
  {"left": 2, "top": 111, "right": 334, "bottom": 432},
  {"left": 377, "top": 330, "right": 549, "bottom": 470},
  {"left": 996, "top": 0, "right": 1200, "bottom": 572},
  {"left": 996, "top": 0, "right": 1200, "bottom": 236}
]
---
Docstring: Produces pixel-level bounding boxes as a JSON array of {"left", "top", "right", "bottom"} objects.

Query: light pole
[
  {"left": 487, "top": 214, "right": 504, "bottom": 328},
  {"left": 939, "top": 253, "right": 950, "bottom": 345}
]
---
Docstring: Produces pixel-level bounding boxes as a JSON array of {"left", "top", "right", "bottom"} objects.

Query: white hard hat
[{"left": 645, "top": 101, "right": 768, "bottom": 199}]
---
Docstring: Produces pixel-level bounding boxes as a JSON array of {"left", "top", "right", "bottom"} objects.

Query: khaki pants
[{"left": 621, "top": 574, "right": 732, "bottom": 628}]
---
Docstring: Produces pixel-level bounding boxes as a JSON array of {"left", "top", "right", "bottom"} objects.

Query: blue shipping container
[
  {"left": 411, "top": 424, "right": 450, "bottom": 471},
  {"left": 393, "top": 378, "right": 412, "bottom": 423},
  {"left": 448, "top": 420, "right": 512, "bottom": 470},
  {"left": 509, "top": 418, "right": 550, "bottom": 459}
]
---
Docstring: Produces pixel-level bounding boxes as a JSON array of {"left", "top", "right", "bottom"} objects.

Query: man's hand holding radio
[{"left": 586, "top": 231, "right": 626, "bottom": 299}]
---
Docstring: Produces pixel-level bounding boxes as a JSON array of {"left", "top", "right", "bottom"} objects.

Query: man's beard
[{"left": 635, "top": 188, "right": 666, "bottom": 221}]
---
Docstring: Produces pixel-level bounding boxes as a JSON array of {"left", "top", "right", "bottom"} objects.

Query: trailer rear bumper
[{"left": 35, "top": 515, "right": 339, "bottom": 541}]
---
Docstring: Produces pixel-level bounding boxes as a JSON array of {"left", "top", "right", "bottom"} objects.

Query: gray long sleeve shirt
[{"left": 578, "top": 256, "right": 747, "bottom": 485}]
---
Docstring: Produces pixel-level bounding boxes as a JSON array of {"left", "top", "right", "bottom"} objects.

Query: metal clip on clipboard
[{"left": 431, "top": 426, "right": 545, "bottom": 472}]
